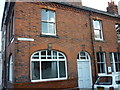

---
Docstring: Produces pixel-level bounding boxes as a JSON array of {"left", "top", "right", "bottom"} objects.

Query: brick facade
[{"left": 1, "top": 2, "right": 120, "bottom": 89}]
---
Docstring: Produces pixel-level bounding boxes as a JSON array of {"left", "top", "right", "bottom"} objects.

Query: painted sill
[
  {"left": 40, "top": 34, "right": 59, "bottom": 38},
  {"left": 31, "top": 78, "right": 67, "bottom": 83},
  {"left": 94, "top": 39, "right": 105, "bottom": 42},
  {"left": 117, "top": 40, "right": 120, "bottom": 43}
]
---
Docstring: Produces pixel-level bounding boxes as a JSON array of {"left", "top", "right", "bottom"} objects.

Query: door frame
[{"left": 77, "top": 51, "right": 92, "bottom": 88}]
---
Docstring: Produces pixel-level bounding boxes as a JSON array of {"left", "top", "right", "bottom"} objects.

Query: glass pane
[
  {"left": 97, "top": 63, "right": 101, "bottom": 73},
  {"left": 109, "top": 53, "right": 113, "bottom": 62},
  {"left": 116, "top": 63, "right": 120, "bottom": 72},
  {"left": 42, "top": 22, "right": 48, "bottom": 34},
  {"left": 118, "top": 63, "right": 120, "bottom": 72},
  {"left": 53, "top": 51, "right": 57, "bottom": 59},
  {"left": 49, "top": 23, "right": 55, "bottom": 34},
  {"left": 93, "top": 20, "right": 101, "bottom": 29},
  {"left": 94, "top": 30, "right": 100, "bottom": 39},
  {"left": 59, "top": 53, "right": 64, "bottom": 59},
  {"left": 32, "top": 53, "right": 39, "bottom": 59},
  {"left": 41, "top": 51, "right": 46, "bottom": 55},
  {"left": 118, "top": 53, "right": 120, "bottom": 61},
  {"left": 42, "top": 9, "right": 48, "bottom": 21},
  {"left": 97, "top": 63, "right": 105, "bottom": 73},
  {"left": 49, "top": 10, "right": 55, "bottom": 23},
  {"left": 97, "top": 53, "right": 100, "bottom": 62},
  {"left": 96, "top": 76, "right": 112, "bottom": 85},
  {"left": 41, "top": 51, "right": 46, "bottom": 59},
  {"left": 59, "top": 61, "right": 66, "bottom": 78},
  {"left": 80, "top": 52, "right": 85, "bottom": 56},
  {"left": 47, "top": 51, "right": 51, "bottom": 59},
  {"left": 101, "top": 53, "right": 105, "bottom": 62},
  {"left": 114, "top": 53, "right": 118, "bottom": 62},
  {"left": 41, "top": 61, "right": 58, "bottom": 79},
  {"left": 32, "top": 61, "right": 40, "bottom": 80},
  {"left": 111, "top": 63, "right": 114, "bottom": 72},
  {"left": 101, "top": 63, "right": 105, "bottom": 73}
]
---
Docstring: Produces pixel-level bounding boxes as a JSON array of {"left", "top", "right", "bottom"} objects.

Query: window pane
[
  {"left": 94, "top": 30, "right": 100, "bottom": 39},
  {"left": 49, "top": 11, "right": 55, "bottom": 23},
  {"left": 32, "top": 61, "right": 40, "bottom": 80},
  {"left": 41, "top": 61, "right": 58, "bottom": 79},
  {"left": 118, "top": 53, "right": 120, "bottom": 61},
  {"left": 93, "top": 20, "right": 101, "bottom": 29},
  {"left": 110, "top": 53, "right": 113, "bottom": 62},
  {"left": 114, "top": 53, "right": 118, "bottom": 62},
  {"left": 53, "top": 51, "right": 57, "bottom": 59},
  {"left": 42, "top": 9, "right": 48, "bottom": 21},
  {"left": 41, "top": 51, "right": 46, "bottom": 59},
  {"left": 47, "top": 51, "right": 51, "bottom": 59},
  {"left": 49, "top": 23, "right": 55, "bottom": 34},
  {"left": 97, "top": 63, "right": 101, "bottom": 73},
  {"left": 118, "top": 63, "right": 120, "bottom": 72},
  {"left": 42, "top": 22, "right": 48, "bottom": 34},
  {"left": 80, "top": 52, "right": 85, "bottom": 56},
  {"left": 97, "top": 63, "right": 105, "bottom": 73},
  {"left": 111, "top": 63, "right": 114, "bottom": 72},
  {"left": 59, "top": 61, "right": 66, "bottom": 78},
  {"left": 32, "top": 53, "right": 39, "bottom": 59},
  {"left": 59, "top": 53, "right": 64, "bottom": 59},
  {"left": 41, "top": 51, "right": 46, "bottom": 55},
  {"left": 97, "top": 53, "right": 100, "bottom": 62},
  {"left": 116, "top": 63, "right": 120, "bottom": 72},
  {"left": 101, "top": 63, "right": 105, "bottom": 73},
  {"left": 101, "top": 53, "right": 105, "bottom": 62}
]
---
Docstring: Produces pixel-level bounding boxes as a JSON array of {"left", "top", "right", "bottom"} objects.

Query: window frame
[
  {"left": 110, "top": 52, "right": 120, "bottom": 73},
  {"left": 93, "top": 19, "right": 104, "bottom": 41},
  {"left": 115, "top": 24, "right": 120, "bottom": 42},
  {"left": 96, "top": 52, "right": 107, "bottom": 75},
  {"left": 30, "top": 50, "right": 67, "bottom": 82},
  {"left": 77, "top": 51, "right": 89, "bottom": 61},
  {"left": 41, "top": 9, "right": 56, "bottom": 36}
]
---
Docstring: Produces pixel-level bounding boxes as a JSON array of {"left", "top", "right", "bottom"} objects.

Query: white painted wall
[{"left": 118, "top": 1, "right": 120, "bottom": 15}]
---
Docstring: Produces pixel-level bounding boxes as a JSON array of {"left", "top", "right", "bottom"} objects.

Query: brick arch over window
[{"left": 30, "top": 50, "right": 68, "bottom": 82}]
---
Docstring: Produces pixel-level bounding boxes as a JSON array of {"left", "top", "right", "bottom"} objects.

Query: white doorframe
[{"left": 77, "top": 51, "right": 92, "bottom": 88}]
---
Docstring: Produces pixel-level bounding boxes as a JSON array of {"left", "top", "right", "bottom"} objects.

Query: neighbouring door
[{"left": 77, "top": 51, "right": 92, "bottom": 88}]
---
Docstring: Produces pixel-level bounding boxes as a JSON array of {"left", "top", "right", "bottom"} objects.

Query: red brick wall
[{"left": 5, "top": 2, "right": 120, "bottom": 88}]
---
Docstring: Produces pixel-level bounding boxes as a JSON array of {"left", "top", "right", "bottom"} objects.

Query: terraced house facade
[{"left": 1, "top": 1, "right": 120, "bottom": 89}]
